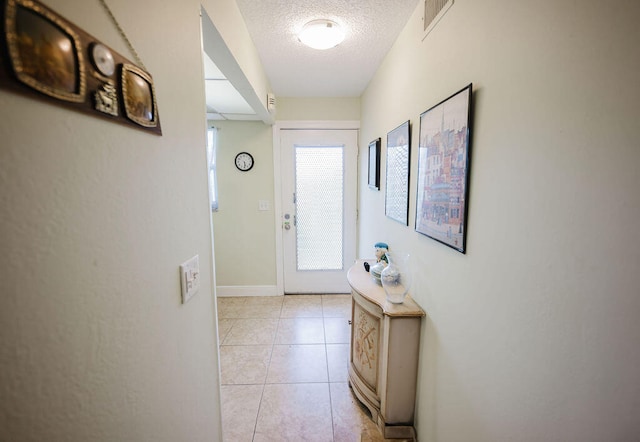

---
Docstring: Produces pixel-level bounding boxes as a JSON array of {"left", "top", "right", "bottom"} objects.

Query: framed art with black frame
[
  {"left": 385, "top": 120, "right": 411, "bottom": 225},
  {"left": 415, "top": 84, "right": 473, "bottom": 253},
  {"left": 368, "top": 138, "right": 381, "bottom": 190}
]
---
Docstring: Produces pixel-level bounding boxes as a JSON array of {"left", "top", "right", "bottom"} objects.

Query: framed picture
[
  {"left": 385, "top": 120, "right": 411, "bottom": 225},
  {"left": 121, "top": 64, "right": 159, "bottom": 128},
  {"left": 4, "top": 0, "right": 86, "bottom": 102},
  {"left": 415, "top": 84, "right": 473, "bottom": 253},
  {"left": 368, "top": 138, "right": 381, "bottom": 190}
]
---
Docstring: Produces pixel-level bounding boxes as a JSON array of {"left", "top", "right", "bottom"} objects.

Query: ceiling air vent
[{"left": 422, "top": 0, "right": 454, "bottom": 40}]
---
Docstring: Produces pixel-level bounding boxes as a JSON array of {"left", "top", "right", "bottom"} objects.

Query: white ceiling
[
  {"left": 204, "top": 0, "right": 420, "bottom": 121},
  {"left": 203, "top": 54, "right": 257, "bottom": 120}
]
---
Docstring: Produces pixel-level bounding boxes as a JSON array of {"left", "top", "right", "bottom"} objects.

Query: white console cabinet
[{"left": 347, "top": 260, "right": 425, "bottom": 440}]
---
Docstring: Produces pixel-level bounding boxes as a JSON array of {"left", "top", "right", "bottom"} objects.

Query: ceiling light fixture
[{"left": 298, "top": 19, "right": 345, "bottom": 50}]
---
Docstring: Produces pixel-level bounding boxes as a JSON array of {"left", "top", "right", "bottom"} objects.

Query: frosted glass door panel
[{"left": 295, "top": 146, "right": 344, "bottom": 271}]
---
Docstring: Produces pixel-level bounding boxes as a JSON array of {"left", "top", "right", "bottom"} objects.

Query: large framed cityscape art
[{"left": 415, "top": 84, "right": 472, "bottom": 253}]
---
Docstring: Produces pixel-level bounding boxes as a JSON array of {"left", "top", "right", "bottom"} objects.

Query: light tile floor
[{"left": 217, "top": 295, "right": 398, "bottom": 442}]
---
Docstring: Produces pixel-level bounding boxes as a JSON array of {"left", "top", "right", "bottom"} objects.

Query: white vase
[{"left": 380, "top": 252, "right": 412, "bottom": 304}]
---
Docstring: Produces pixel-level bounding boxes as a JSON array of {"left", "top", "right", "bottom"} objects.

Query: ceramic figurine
[
  {"left": 370, "top": 242, "right": 389, "bottom": 285},
  {"left": 374, "top": 242, "right": 389, "bottom": 265}
]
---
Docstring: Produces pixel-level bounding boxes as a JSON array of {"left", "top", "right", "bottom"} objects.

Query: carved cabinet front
[
  {"left": 347, "top": 260, "right": 425, "bottom": 440},
  {"left": 352, "top": 299, "right": 380, "bottom": 391}
]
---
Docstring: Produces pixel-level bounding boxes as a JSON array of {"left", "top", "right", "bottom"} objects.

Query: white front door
[{"left": 280, "top": 129, "right": 358, "bottom": 293}]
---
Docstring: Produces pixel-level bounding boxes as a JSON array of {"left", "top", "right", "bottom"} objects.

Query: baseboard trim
[{"left": 216, "top": 285, "right": 280, "bottom": 297}]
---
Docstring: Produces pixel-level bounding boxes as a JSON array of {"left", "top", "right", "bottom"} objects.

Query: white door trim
[{"left": 272, "top": 120, "right": 360, "bottom": 295}]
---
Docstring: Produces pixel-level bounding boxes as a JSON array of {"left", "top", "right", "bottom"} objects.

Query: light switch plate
[
  {"left": 258, "top": 200, "right": 270, "bottom": 211},
  {"left": 180, "top": 255, "right": 200, "bottom": 304}
]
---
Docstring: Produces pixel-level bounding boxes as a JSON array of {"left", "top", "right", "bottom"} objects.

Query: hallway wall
[
  {"left": 213, "top": 121, "right": 276, "bottom": 291},
  {"left": 276, "top": 97, "right": 361, "bottom": 121},
  {"left": 212, "top": 98, "right": 361, "bottom": 295},
  {"left": 0, "top": 0, "right": 268, "bottom": 439},
  {"left": 358, "top": 0, "right": 640, "bottom": 440}
]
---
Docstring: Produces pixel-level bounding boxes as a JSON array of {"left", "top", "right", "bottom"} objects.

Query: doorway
[{"left": 275, "top": 124, "right": 359, "bottom": 294}]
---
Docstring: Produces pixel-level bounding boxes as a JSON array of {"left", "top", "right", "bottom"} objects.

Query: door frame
[{"left": 272, "top": 120, "right": 360, "bottom": 296}]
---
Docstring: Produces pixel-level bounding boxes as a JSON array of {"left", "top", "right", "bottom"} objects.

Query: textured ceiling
[{"left": 235, "top": 0, "right": 420, "bottom": 98}]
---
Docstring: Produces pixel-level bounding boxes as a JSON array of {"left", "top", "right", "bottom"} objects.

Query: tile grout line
[
  {"left": 250, "top": 382, "right": 266, "bottom": 442},
  {"left": 251, "top": 297, "right": 283, "bottom": 441},
  {"left": 322, "top": 295, "right": 337, "bottom": 442}
]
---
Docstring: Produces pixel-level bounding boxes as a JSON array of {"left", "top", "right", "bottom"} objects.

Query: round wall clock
[
  {"left": 90, "top": 43, "right": 115, "bottom": 77},
  {"left": 235, "top": 152, "right": 254, "bottom": 172}
]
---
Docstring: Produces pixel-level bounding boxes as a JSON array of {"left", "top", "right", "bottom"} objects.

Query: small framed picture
[
  {"left": 385, "top": 120, "right": 411, "bottom": 225},
  {"left": 121, "top": 63, "right": 159, "bottom": 128},
  {"left": 416, "top": 84, "right": 473, "bottom": 253},
  {"left": 368, "top": 138, "right": 381, "bottom": 190},
  {"left": 5, "top": 0, "right": 86, "bottom": 102}
]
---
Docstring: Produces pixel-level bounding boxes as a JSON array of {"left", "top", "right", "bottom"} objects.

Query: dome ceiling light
[{"left": 297, "top": 19, "right": 345, "bottom": 50}]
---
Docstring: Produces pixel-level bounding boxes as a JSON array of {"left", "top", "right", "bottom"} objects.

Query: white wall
[
  {"left": 212, "top": 121, "right": 276, "bottom": 291},
  {"left": 277, "top": 97, "right": 361, "bottom": 121},
  {"left": 359, "top": 0, "right": 640, "bottom": 441},
  {"left": 0, "top": 0, "right": 267, "bottom": 439}
]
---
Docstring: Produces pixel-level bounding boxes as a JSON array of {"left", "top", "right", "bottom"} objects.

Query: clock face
[
  {"left": 235, "top": 152, "right": 254, "bottom": 171},
  {"left": 91, "top": 43, "right": 115, "bottom": 77}
]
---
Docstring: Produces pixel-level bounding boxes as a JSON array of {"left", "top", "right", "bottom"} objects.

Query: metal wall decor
[
  {"left": 121, "top": 63, "right": 158, "bottom": 128},
  {"left": 0, "top": 0, "right": 161, "bottom": 135}
]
